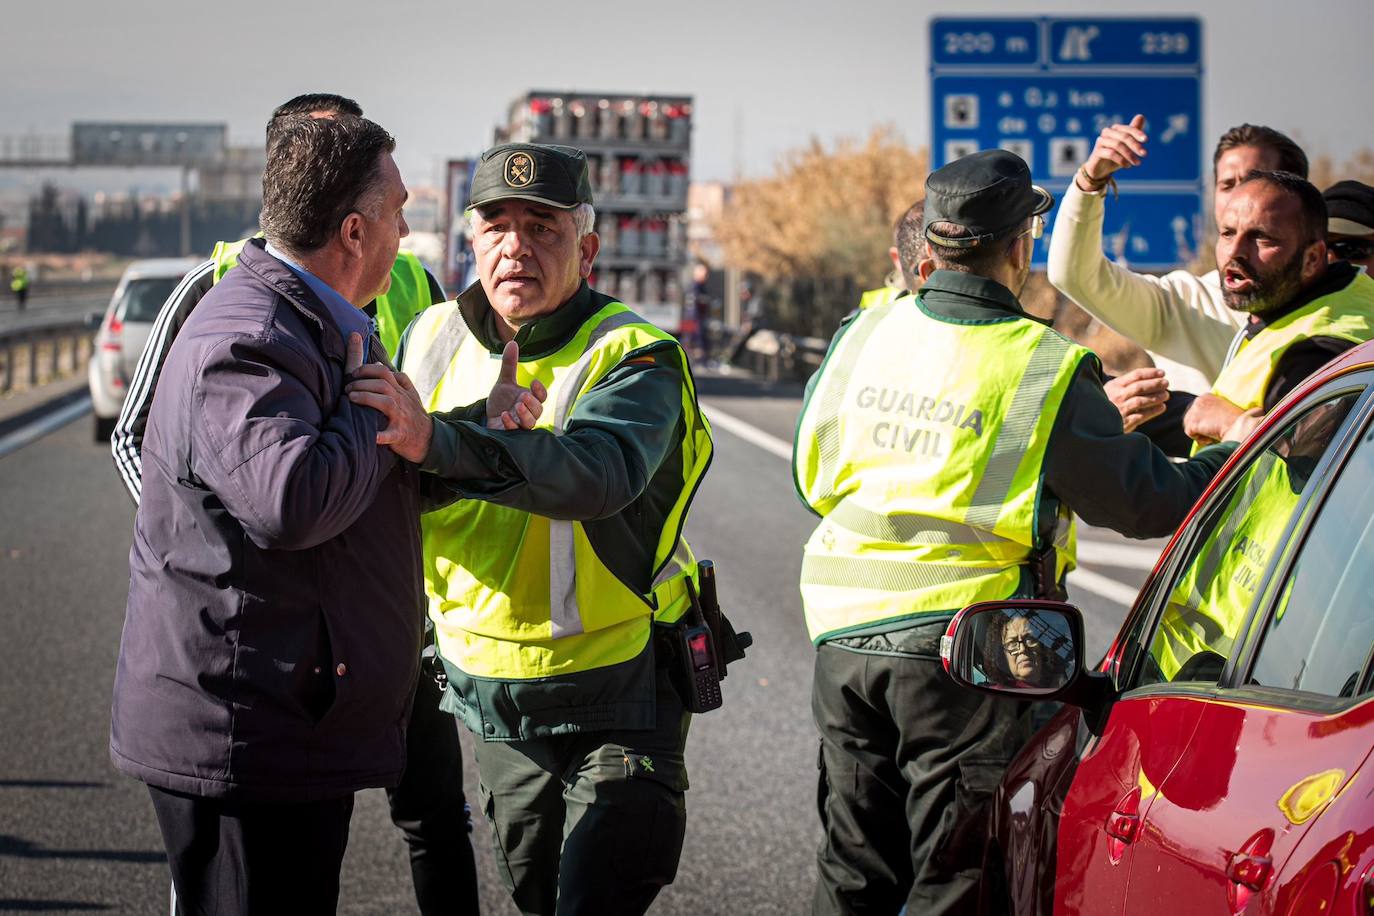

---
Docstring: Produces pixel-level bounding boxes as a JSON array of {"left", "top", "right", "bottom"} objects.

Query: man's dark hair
[
  {"left": 925, "top": 221, "right": 1015, "bottom": 276},
  {"left": 1213, "top": 124, "right": 1308, "bottom": 178},
  {"left": 893, "top": 199, "right": 926, "bottom": 289},
  {"left": 265, "top": 93, "right": 363, "bottom": 149},
  {"left": 1237, "top": 170, "right": 1328, "bottom": 246},
  {"left": 260, "top": 115, "right": 396, "bottom": 256}
]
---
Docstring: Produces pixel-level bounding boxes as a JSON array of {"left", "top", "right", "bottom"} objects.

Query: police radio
[{"left": 676, "top": 572, "right": 723, "bottom": 713}]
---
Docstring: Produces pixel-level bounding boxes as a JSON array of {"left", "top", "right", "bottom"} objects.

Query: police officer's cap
[
  {"left": 1324, "top": 180, "right": 1374, "bottom": 236},
  {"left": 923, "top": 150, "right": 1054, "bottom": 249},
  {"left": 469, "top": 143, "right": 594, "bottom": 210}
]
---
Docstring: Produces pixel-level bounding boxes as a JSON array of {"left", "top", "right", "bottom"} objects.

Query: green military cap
[
  {"left": 469, "top": 142, "right": 594, "bottom": 210},
  {"left": 924, "top": 149, "right": 1053, "bottom": 249}
]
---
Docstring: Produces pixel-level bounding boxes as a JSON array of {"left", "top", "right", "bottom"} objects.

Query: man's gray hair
[{"left": 467, "top": 202, "right": 597, "bottom": 239}]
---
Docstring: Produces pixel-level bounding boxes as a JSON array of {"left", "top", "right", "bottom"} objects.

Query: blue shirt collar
[{"left": 264, "top": 241, "right": 373, "bottom": 343}]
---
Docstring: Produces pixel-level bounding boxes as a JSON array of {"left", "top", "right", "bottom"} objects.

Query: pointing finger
[{"left": 498, "top": 340, "right": 520, "bottom": 385}]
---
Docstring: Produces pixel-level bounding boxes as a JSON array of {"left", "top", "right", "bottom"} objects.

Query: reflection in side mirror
[{"left": 940, "top": 600, "right": 1082, "bottom": 698}]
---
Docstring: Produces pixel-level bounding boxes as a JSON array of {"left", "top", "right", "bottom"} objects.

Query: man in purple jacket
[{"left": 110, "top": 115, "right": 539, "bottom": 914}]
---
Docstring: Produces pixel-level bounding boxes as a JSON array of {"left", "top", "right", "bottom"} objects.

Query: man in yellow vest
[
  {"left": 108, "top": 94, "right": 480, "bottom": 916},
  {"left": 794, "top": 150, "right": 1256, "bottom": 915},
  {"left": 855, "top": 198, "right": 926, "bottom": 310},
  {"left": 348, "top": 143, "right": 715, "bottom": 916},
  {"left": 10, "top": 264, "right": 29, "bottom": 310},
  {"left": 1183, "top": 170, "right": 1374, "bottom": 447}
]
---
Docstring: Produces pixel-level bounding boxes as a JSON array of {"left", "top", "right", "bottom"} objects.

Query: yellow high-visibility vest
[
  {"left": 858, "top": 286, "right": 903, "bottom": 310},
  {"left": 210, "top": 238, "right": 432, "bottom": 360},
  {"left": 400, "top": 299, "right": 713, "bottom": 681},
  {"left": 1212, "top": 273, "right": 1374, "bottom": 412},
  {"left": 794, "top": 295, "right": 1089, "bottom": 644},
  {"left": 1151, "top": 451, "right": 1300, "bottom": 680}
]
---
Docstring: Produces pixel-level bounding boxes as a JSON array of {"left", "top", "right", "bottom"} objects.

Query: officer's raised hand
[
  {"left": 1104, "top": 366, "right": 1169, "bottom": 433},
  {"left": 487, "top": 340, "right": 548, "bottom": 430},
  {"left": 1078, "top": 114, "right": 1148, "bottom": 191}
]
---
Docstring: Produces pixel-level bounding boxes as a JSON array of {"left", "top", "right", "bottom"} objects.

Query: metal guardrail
[{"left": 0, "top": 317, "right": 96, "bottom": 393}]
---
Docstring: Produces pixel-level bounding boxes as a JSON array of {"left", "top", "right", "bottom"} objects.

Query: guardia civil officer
[
  {"left": 793, "top": 150, "right": 1260, "bottom": 915},
  {"left": 347, "top": 143, "right": 715, "bottom": 916}
]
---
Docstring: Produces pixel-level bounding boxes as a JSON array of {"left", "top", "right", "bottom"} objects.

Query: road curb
[{"left": 0, "top": 388, "right": 92, "bottom": 459}]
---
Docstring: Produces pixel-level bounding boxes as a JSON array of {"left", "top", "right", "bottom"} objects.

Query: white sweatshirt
[{"left": 1047, "top": 181, "right": 1244, "bottom": 393}]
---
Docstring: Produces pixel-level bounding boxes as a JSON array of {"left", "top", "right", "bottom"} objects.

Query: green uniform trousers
[
  {"left": 473, "top": 669, "right": 691, "bottom": 916},
  {"left": 811, "top": 640, "right": 1029, "bottom": 915}
]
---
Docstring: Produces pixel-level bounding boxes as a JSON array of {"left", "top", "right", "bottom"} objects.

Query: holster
[{"left": 1029, "top": 546, "right": 1068, "bottom": 602}]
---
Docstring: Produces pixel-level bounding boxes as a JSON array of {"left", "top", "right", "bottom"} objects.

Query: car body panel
[
  {"left": 981, "top": 339, "right": 1374, "bottom": 916},
  {"left": 89, "top": 258, "right": 199, "bottom": 420}
]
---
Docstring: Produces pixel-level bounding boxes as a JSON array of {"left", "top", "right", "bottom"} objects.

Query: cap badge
[{"left": 505, "top": 152, "right": 536, "bottom": 188}]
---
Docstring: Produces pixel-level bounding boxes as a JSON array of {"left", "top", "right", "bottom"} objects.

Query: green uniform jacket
[
  {"left": 398, "top": 280, "right": 701, "bottom": 736},
  {"left": 800, "top": 270, "right": 1238, "bottom": 650}
]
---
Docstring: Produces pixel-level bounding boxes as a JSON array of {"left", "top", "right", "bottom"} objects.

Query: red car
[{"left": 941, "top": 339, "right": 1374, "bottom": 916}]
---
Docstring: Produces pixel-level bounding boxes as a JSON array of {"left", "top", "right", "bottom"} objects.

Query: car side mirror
[{"left": 940, "top": 600, "right": 1113, "bottom": 713}]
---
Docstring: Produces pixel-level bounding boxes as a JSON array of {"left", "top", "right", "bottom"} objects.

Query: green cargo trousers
[
  {"left": 473, "top": 671, "right": 691, "bottom": 916},
  {"left": 811, "top": 640, "right": 1030, "bottom": 915}
]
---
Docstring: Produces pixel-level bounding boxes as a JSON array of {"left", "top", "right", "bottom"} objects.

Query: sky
[{"left": 3, "top": 0, "right": 1371, "bottom": 188}]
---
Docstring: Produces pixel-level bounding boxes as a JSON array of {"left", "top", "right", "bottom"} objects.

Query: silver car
[{"left": 88, "top": 257, "right": 201, "bottom": 441}]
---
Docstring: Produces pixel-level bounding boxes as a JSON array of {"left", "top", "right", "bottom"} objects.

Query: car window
[
  {"left": 1132, "top": 392, "right": 1361, "bottom": 689},
  {"left": 117, "top": 276, "right": 183, "bottom": 323},
  {"left": 1247, "top": 412, "right": 1374, "bottom": 699}
]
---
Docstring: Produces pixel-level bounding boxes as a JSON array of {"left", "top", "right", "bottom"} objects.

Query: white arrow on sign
[{"left": 1160, "top": 113, "right": 1190, "bottom": 144}]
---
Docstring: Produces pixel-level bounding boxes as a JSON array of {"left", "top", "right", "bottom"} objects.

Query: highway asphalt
[{"left": 0, "top": 370, "right": 1163, "bottom": 914}]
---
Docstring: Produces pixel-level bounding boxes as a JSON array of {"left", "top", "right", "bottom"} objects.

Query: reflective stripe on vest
[
  {"left": 1211, "top": 273, "right": 1374, "bottom": 412},
  {"left": 400, "top": 299, "right": 713, "bottom": 680},
  {"left": 1151, "top": 451, "right": 1300, "bottom": 679},
  {"left": 211, "top": 239, "right": 432, "bottom": 362},
  {"left": 794, "top": 295, "right": 1088, "bottom": 644}
]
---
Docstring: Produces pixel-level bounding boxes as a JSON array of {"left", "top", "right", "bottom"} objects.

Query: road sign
[
  {"left": 931, "top": 17, "right": 1203, "bottom": 271},
  {"left": 71, "top": 123, "right": 226, "bottom": 168}
]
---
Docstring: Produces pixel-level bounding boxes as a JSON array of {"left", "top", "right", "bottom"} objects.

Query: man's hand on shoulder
[
  {"left": 1185, "top": 392, "right": 1245, "bottom": 447},
  {"left": 345, "top": 332, "right": 434, "bottom": 463},
  {"left": 486, "top": 340, "right": 548, "bottom": 431},
  {"left": 1078, "top": 114, "right": 1148, "bottom": 192}
]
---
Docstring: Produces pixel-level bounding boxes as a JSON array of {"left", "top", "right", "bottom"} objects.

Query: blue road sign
[{"left": 931, "top": 17, "right": 1204, "bottom": 271}]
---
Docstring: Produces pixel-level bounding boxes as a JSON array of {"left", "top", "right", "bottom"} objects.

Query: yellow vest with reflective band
[
  {"left": 209, "top": 239, "right": 432, "bottom": 360},
  {"left": 794, "top": 296, "right": 1088, "bottom": 644},
  {"left": 858, "top": 286, "right": 903, "bottom": 310},
  {"left": 400, "top": 299, "right": 713, "bottom": 681},
  {"left": 1151, "top": 451, "right": 1299, "bottom": 680},
  {"left": 1212, "top": 273, "right": 1374, "bottom": 412},
  {"left": 10, "top": 267, "right": 28, "bottom": 292}
]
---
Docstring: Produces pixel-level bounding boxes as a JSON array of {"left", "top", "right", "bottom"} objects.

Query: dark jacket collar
[
  {"left": 916, "top": 269, "right": 1049, "bottom": 326},
  {"left": 457, "top": 280, "right": 600, "bottom": 358},
  {"left": 1244, "top": 261, "right": 1361, "bottom": 339},
  {"left": 233, "top": 238, "right": 347, "bottom": 361}
]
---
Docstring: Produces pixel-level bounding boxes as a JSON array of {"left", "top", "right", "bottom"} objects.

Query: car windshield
[{"left": 118, "top": 276, "right": 182, "bottom": 323}]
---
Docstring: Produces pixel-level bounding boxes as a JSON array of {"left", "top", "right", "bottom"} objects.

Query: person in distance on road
[
  {"left": 855, "top": 198, "right": 927, "bottom": 311},
  {"left": 793, "top": 149, "right": 1258, "bottom": 916}
]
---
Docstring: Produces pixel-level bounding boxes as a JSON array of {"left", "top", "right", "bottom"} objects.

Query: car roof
[{"left": 120, "top": 257, "right": 203, "bottom": 280}]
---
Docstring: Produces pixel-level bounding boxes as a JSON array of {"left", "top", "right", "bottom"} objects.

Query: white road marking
[
  {"left": 1074, "top": 540, "right": 1164, "bottom": 571},
  {"left": 702, "top": 398, "right": 1151, "bottom": 607},
  {"left": 1068, "top": 568, "right": 1142, "bottom": 607},
  {"left": 701, "top": 403, "right": 794, "bottom": 462}
]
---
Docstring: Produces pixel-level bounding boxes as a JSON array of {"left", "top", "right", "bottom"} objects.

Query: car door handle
[
  {"left": 1104, "top": 811, "right": 1139, "bottom": 844},
  {"left": 1226, "top": 853, "right": 1272, "bottom": 891}
]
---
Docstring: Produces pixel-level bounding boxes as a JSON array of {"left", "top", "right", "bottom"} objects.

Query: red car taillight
[{"left": 101, "top": 314, "right": 123, "bottom": 352}]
